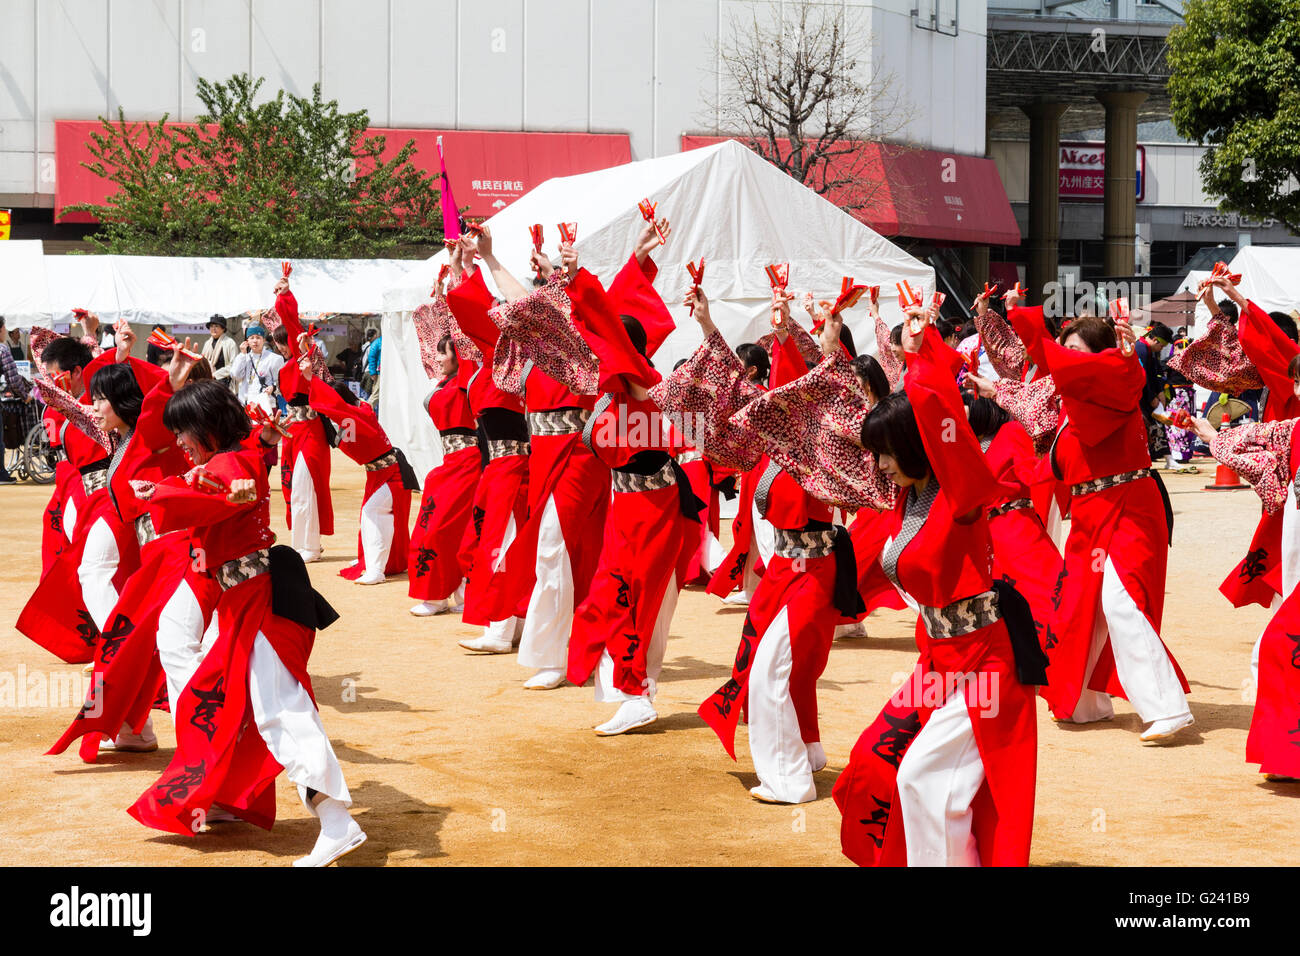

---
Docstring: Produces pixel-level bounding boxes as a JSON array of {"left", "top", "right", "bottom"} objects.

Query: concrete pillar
[
  {"left": 1022, "top": 102, "right": 1067, "bottom": 306},
  {"left": 1098, "top": 90, "right": 1147, "bottom": 278}
]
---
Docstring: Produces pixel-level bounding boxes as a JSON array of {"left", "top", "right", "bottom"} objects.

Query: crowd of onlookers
[{"left": 0, "top": 311, "right": 382, "bottom": 483}]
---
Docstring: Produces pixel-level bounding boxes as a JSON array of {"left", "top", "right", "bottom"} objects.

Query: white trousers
[
  {"left": 748, "top": 606, "right": 817, "bottom": 804},
  {"left": 1073, "top": 557, "right": 1189, "bottom": 722},
  {"left": 359, "top": 483, "right": 394, "bottom": 575},
  {"left": 595, "top": 572, "right": 677, "bottom": 702},
  {"left": 1250, "top": 592, "right": 1282, "bottom": 689},
  {"left": 289, "top": 454, "right": 321, "bottom": 557},
  {"left": 156, "top": 579, "right": 211, "bottom": 713},
  {"left": 64, "top": 497, "right": 79, "bottom": 544},
  {"left": 517, "top": 496, "right": 574, "bottom": 670},
  {"left": 247, "top": 631, "right": 350, "bottom": 805},
  {"left": 78, "top": 517, "right": 120, "bottom": 631},
  {"left": 896, "top": 689, "right": 985, "bottom": 867}
]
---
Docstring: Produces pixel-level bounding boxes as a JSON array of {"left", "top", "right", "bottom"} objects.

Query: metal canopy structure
[{"left": 987, "top": 15, "right": 1174, "bottom": 137}]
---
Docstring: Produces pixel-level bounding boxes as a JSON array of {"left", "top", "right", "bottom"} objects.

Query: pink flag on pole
[{"left": 437, "top": 135, "right": 463, "bottom": 241}]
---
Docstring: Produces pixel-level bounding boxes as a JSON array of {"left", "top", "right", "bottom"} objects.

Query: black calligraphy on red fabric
[
  {"left": 189, "top": 678, "right": 225, "bottom": 743},
  {"left": 75, "top": 610, "right": 100, "bottom": 647},
  {"left": 727, "top": 551, "right": 748, "bottom": 579},
  {"left": 155, "top": 760, "right": 206, "bottom": 806},
  {"left": 74, "top": 674, "right": 104, "bottom": 722},
  {"left": 280, "top": 464, "right": 292, "bottom": 494},
  {"left": 1037, "top": 619, "right": 1059, "bottom": 651},
  {"left": 472, "top": 506, "right": 486, "bottom": 542},
  {"left": 98, "top": 613, "right": 134, "bottom": 666},
  {"left": 860, "top": 795, "right": 892, "bottom": 848},
  {"left": 417, "top": 497, "right": 437, "bottom": 530},
  {"left": 49, "top": 504, "right": 63, "bottom": 534},
  {"left": 1286, "top": 633, "right": 1300, "bottom": 669},
  {"left": 415, "top": 547, "right": 437, "bottom": 576},
  {"left": 711, "top": 678, "right": 743, "bottom": 719},
  {"left": 619, "top": 632, "right": 641, "bottom": 664},
  {"left": 872, "top": 710, "right": 922, "bottom": 768},
  {"left": 1051, "top": 568, "right": 1068, "bottom": 611},
  {"left": 611, "top": 572, "right": 631, "bottom": 609},
  {"left": 152, "top": 683, "right": 170, "bottom": 712},
  {"left": 735, "top": 616, "right": 757, "bottom": 673},
  {"left": 1241, "top": 548, "right": 1268, "bottom": 584}
]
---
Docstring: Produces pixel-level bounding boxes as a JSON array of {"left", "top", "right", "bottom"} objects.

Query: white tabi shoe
[
  {"left": 594, "top": 695, "right": 658, "bottom": 736},
  {"left": 523, "top": 668, "right": 566, "bottom": 690},
  {"left": 293, "top": 797, "right": 367, "bottom": 867},
  {"left": 806, "top": 741, "right": 828, "bottom": 773},
  {"left": 458, "top": 634, "right": 513, "bottom": 654},
  {"left": 98, "top": 718, "right": 158, "bottom": 753},
  {"left": 409, "top": 600, "right": 448, "bottom": 617},
  {"left": 1139, "top": 712, "right": 1195, "bottom": 742},
  {"left": 202, "top": 806, "right": 240, "bottom": 825},
  {"left": 721, "top": 590, "right": 752, "bottom": 607},
  {"left": 834, "top": 621, "right": 867, "bottom": 639},
  {"left": 296, "top": 549, "right": 321, "bottom": 564},
  {"left": 356, "top": 569, "right": 386, "bottom": 586}
]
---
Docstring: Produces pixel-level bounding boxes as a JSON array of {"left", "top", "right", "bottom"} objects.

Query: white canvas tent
[
  {"left": 0, "top": 250, "right": 431, "bottom": 329},
  {"left": 380, "top": 140, "right": 934, "bottom": 476},
  {"left": 1177, "top": 246, "right": 1300, "bottom": 329}
]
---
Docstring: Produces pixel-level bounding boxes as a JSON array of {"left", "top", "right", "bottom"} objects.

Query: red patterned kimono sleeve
[
  {"left": 1006, "top": 304, "right": 1052, "bottom": 373},
  {"left": 994, "top": 375, "right": 1061, "bottom": 455},
  {"left": 34, "top": 375, "right": 111, "bottom": 452},
  {"left": 647, "top": 329, "right": 763, "bottom": 470},
  {"left": 1210, "top": 419, "right": 1298, "bottom": 514},
  {"left": 974, "top": 308, "right": 1028, "bottom": 381},
  {"left": 411, "top": 299, "right": 455, "bottom": 380},
  {"left": 489, "top": 273, "right": 598, "bottom": 395},
  {"left": 1167, "top": 315, "right": 1263, "bottom": 393},
  {"left": 874, "top": 311, "right": 904, "bottom": 389},
  {"left": 906, "top": 326, "right": 1004, "bottom": 518},
  {"left": 730, "top": 351, "right": 897, "bottom": 511},
  {"left": 447, "top": 268, "right": 502, "bottom": 366}
]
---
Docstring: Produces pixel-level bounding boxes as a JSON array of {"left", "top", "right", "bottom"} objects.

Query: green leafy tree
[
  {"left": 68, "top": 73, "right": 444, "bottom": 257},
  {"left": 1168, "top": 0, "right": 1300, "bottom": 232}
]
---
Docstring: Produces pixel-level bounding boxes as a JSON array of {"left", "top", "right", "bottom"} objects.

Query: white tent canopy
[
  {"left": 1176, "top": 246, "right": 1300, "bottom": 330},
  {"left": 380, "top": 140, "right": 934, "bottom": 476},
  {"left": 0, "top": 247, "right": 432, "bottom": 329}
]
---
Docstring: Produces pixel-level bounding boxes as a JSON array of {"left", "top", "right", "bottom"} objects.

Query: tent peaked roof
[{"left": 396, "top": 139, "right": 931, "bottom": 308}]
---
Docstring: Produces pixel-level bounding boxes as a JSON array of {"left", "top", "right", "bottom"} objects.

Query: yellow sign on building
[{"left": 0, "top": 208, "right": 11, "bottom": 240}]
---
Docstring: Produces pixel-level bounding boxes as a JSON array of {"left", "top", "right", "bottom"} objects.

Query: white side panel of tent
[
  {"left": 0, "top": 241, "right": 51, "bottom": 326},
  {"left": 1226, "top": 247, "right": 1300, "bottom": 314}
]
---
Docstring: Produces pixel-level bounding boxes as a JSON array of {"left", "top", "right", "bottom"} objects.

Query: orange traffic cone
[{"left": 1205, "top": 462, "right": 1248, "bottom": 491}]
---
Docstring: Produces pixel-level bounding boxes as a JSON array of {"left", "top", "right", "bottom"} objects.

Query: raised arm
[
  {"left": 474, "top": 225, "right": 532, "bottom": 305},
  {"left": 903, "top": 323, "right": 1004, "bottom": 520}
]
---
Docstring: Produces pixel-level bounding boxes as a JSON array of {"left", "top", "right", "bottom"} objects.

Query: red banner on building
[
  {"left": 54, "top": 121, "right": 631, "bottom": 224},
  {"left": 681, "top": 135, "right": 1021, "bottom": 246}
]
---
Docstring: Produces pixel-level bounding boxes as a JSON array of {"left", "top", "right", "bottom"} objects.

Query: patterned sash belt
[
  {"left": 284, "top": 405, "right": 318, "bottom": 423},
  {"left": 988, "top": 498, "right": 1034, "bottom": 519},
  {"left": 773, "top": 528, "right": 837, "bottom": 560},
  {"left": 487, "top": 439, "right": 530, "bottom": 461},
  {"left": 215, "top": 549, "right": 271, "bottom": 591},
  {"left": 134, "top": 513, "right": 159, "bottom": 548},
  {"left": 365, "top": 450, "right": 398, "bottom": 472},
  {"left": 527, "top": 407, "right": 590, "bottom": 436},
  {"left": 676, "top": 448, "right": 704, "bottom": 466},
  {"left": 441, "top": 433, "right": 479, "bottom": 456},
  {"left": 1070, "top": 469, "right": 1151, "bottom": 498},
  {"left": 81, "top": 464, "right": 109, "bottom": 495},
  {"left": 612, "top": 459, "right": 676, "bottom": 494},
  {"left": 919, "top": 590, "right": 1002, "bottom": 640}
]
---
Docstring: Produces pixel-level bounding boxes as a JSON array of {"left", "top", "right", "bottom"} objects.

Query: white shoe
[
  {"left": 98, "top": 719, "right": 158, "bottom": 753},
  {"left": 409, "top": 600, "right": 448, "bottom": 617},
  {"left": 834, "top": 621, "right": 867, "bottom": 639},
  {"left": 293, "top": 798, "right": 366, "bottom": 867},
  {"left": 458, "top": 634, "right": 513, "bottom": 654},
  {"left": 806, "top": 741, "right": 827, "bottom": 773},
  {"left": 357, "top": 570, "right": 386, "bottom": 585},
  {"left": 594, "top": 696, "right": 658, "bottom": 736},
  {"left": 749, "top": 785, "right": 784, "bottom": 804},
  {"left": 721, "top": 591, "right": 752, "bottom": 606},
  {"left": 296, "top": 549, "right": 321, "bottom": 564},
  {"left": 523, "top": 668, "right": 566, "bottom": 690},
  {"left": 203, "top": 806, "right": 240, "bottom": 825},
  {"left": 1140, "top": 712, "right": 1194, "bottom": 742}
]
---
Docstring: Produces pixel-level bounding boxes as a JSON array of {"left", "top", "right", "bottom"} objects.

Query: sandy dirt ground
[{"left": 1, "top": 452, "right": 1296, "bottom": 867}]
